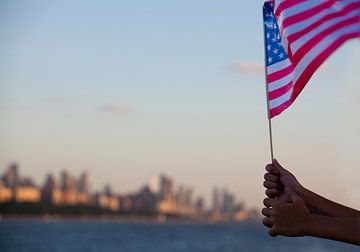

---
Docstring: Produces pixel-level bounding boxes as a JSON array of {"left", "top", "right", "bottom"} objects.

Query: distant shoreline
[
  {"left": 0, "top": 214, "right": 261, "bottom": 224},
  {"left": 0, "top": 213, "right": 205, "bottom": 223}
]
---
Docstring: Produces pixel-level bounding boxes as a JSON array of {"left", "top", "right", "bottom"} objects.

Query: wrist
[
  {"left": 299, "top": 212, "right": 314, "bottom": 236},
  {"left": 294, "top": 183, "right": 306, "bottom": 197}
]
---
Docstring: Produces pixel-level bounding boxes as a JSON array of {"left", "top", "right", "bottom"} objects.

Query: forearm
[
  {"left": 298, "top": 187, "right": 360, "bottom": 218},
  {"left": 304, "top": 214, "right": 360, "bottom": 245}
]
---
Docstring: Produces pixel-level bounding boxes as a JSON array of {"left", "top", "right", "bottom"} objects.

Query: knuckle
[
  {"left": 262, "top": 207, "right": 269, "bottom": 216},
  {"left": 263, "top": 181, "right": 275, "bottom": 188},
  {"left": 265, "top": 173, "right": 276, "bottom": 181},
  {"left": 269, "top": 228, "right": 278, "bottom": 237},
  {"left": 265, "top": 164, "right": 273, "bottom": 172},
  {"left": 263, "top": 198, "right": 269, "bottom": 206},
  {"left": 264, "top": 173, "right": 269, "bottom": 180},
  {"left": 265, "top": 189, "right": 272, "bottom": 196},
  {"left": 261, "top": 208, "right": 266, "bottom": 215},
  {"left": 262, "top": 217, "right": 273, "bottom": 227}
]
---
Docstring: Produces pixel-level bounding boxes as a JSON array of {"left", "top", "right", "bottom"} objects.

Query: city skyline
[
  {"left": 0, "top": 162, "right": 259, "bottom": 222},
  {"left": 0, "top": 161, "right": 245, "bottom": 212},
  {"left": 0, "top": 0, "right": 359, "bottom": 211}
]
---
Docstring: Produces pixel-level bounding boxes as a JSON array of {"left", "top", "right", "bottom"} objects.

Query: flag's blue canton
[{"left": 263, "top": 2, "right": 288, "bottom": 67}]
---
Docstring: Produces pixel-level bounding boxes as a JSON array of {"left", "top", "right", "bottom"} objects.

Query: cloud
[
  {"left": 235, "top": 61, "right": 264, "bottom": 75},
  {"left": 101, "top": 104, "right": 130, "bottom": 114},
  {"left": 234, "top": 60, "right": 331, "bottom": 76}
]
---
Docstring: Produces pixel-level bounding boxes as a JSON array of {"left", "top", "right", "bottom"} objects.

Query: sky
[{"left": 0, "top": 0, "right": 359, "bottom": 209}]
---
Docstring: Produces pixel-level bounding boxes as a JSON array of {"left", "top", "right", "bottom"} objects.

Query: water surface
[{"left": 0, "top": 219, "right": 358, "bottom": 252}]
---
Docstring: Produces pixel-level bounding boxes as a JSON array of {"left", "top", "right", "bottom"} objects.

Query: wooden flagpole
[
  {"left": 264, "top": 71, "right": 274, "bottom": 162},
  {"left": 268, "top": 118, "right": 274, "bottom": 161}
]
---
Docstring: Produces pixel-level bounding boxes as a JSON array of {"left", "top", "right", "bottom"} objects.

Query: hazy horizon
[{"left": 1, "top": 0, "right": 359, "bottom": 210}]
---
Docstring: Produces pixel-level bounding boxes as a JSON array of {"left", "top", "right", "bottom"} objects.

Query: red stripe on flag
[
  {"left": 292, "top": 17, "right": 359, "bottom": 65},
  {"left": 275, "top": 0, "right": 308, "bottom": 19},
  {"left": 292, "top": 32, "right": 360, "bottom": 101},
  {"left": 280, "top": 0, "right": 336, "bottom": 31},
  {"left": 269, "top": 81, "right": 293, "bottom": 100},
  {"left": 287, "top": 2, "right": 360, "bottom": 46},
  {"left": 267, "top": 64, "right": 293, "bottom": 83},
  {"left": 269, "top": 99, "right": 293, "bottom": 118}
]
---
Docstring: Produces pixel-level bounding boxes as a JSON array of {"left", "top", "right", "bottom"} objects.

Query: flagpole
[
  {"left": 265, "top": 77, "right": 274, "bottom": 162},
  {"left": 268, "top": 118, "right": 274, "bottom": 161},
  {"left": 263, "top": 5, "right": 274, "bottom": 162}
]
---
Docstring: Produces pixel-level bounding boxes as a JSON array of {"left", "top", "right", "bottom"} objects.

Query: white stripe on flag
[
  {"left": 281, "top": 0, "right": 357, "bottom": 37},
  {"left": 268, "top": 73, "right": 293, "bottom": 92},
  {"left": 290, "top": 10, "right": 359, "bottom": 54},
  {"left": 278, "top": 1, "right": 326, "bottom": 20},
  {"left": 294, "top": 23, "right": 360, "bottom": 83},
  {"left": 269, "top": 87, "right": 293, "bottom": 109},
  {"left": 267, "top": 58, "right": 292, "bottom": 74}
]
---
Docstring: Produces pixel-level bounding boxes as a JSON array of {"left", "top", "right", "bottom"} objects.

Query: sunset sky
[{"left": 0, "top": 0, "right": 359, "bottom": 209}]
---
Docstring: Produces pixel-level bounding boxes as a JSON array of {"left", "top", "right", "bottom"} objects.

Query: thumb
[
  {"left": 285, "top": 187, "right": 301, "bottom": 204},
  {"left": 272, "top": 159, "right": 286, "bottom": 174}
]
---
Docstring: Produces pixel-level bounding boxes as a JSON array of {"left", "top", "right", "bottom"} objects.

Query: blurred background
[{"left": 0, "top": 0, "right": 359, "bottom": 251}]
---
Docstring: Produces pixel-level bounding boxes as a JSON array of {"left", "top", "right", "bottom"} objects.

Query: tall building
[
  {"left": 43, "top": 174, "right": 56, "bottom": 195},
  {"left": 3, "top": 163, "right": 19, "bottom": 188},
  {"left": 222, "top": 188, "right": 235, "bottom": 214},
  {"left": 212, "top": 187, "right": 236, "bottom": 214},
  {"left": 135, "top": 186, "right": 157, "bottom": 213},
  {"left": 94, "top": 184, "right": 119, "bottom": 211},
  {"left": 77, "top": 171, "right": 89, "bottom": 194},
  {"left": 42, "top": 174, "right": 62, "bottom": 205},
  {"left": 184, "top": 187, "right": 192, "bottom": 208},
  {"left": 77, "top": 171, "right": 90, "bottom": 204},
  {"left": 60, "top": 170, "right": 77, "bottom": 204},
  {"left": 61, "top": 170, "right": 76, "bottom": 191},
  {"left": 212, "top": 187, "right": 221, "bottom": 211},
  {"left": 0, "top": 163, "right": 41, "bottom": 203},
  {"left": 159, "top": 175, "right": 173, "bottom": 201},
  {"left": 195, "top": 197, "right": 204, "bottom": 213},
  {"left": 176, "top": 185, "right": 187, "bottom": 208},
  {"left": 104, "top": 184, "right": 112, "bottom": 196}
]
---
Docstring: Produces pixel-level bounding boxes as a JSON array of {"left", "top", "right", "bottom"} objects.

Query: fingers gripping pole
[{"left": 268, "top": 118, "right": 276, "bottom": 200}]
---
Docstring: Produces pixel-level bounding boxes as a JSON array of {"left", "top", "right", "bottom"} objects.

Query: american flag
[{"left": 263, "top": 0, "right": 360, "bottom": 118}]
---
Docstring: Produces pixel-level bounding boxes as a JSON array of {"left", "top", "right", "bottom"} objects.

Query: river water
[{"left": 0, "top": 219, "right": 358, "bottom": 252}]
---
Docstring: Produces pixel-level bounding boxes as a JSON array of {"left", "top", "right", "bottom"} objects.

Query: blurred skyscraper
[
  {"left": 61, "top": 171, "right": 73, "bottom": 191},
  {"left": 212, "top": 187, "right": 221, "bottom": 211},
  {"left": 42, "top": 173, "right": 62, "bottom": 204},
  {"left": 60, "top": 170, "right": 77, "bottom": 204},
  {"left": 159, "top": 175, "right": 173, "bottom": 201},
  {"left": 2, "top": 163, "right": 19, "bottom": 188},
  {"left": 77, "top": 172, "right": 89, "bottom": 194}
]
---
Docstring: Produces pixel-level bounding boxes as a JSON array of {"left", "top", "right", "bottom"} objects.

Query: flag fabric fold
[{"left": 263, "top": 0, "right": 360, "bottom": 118}]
